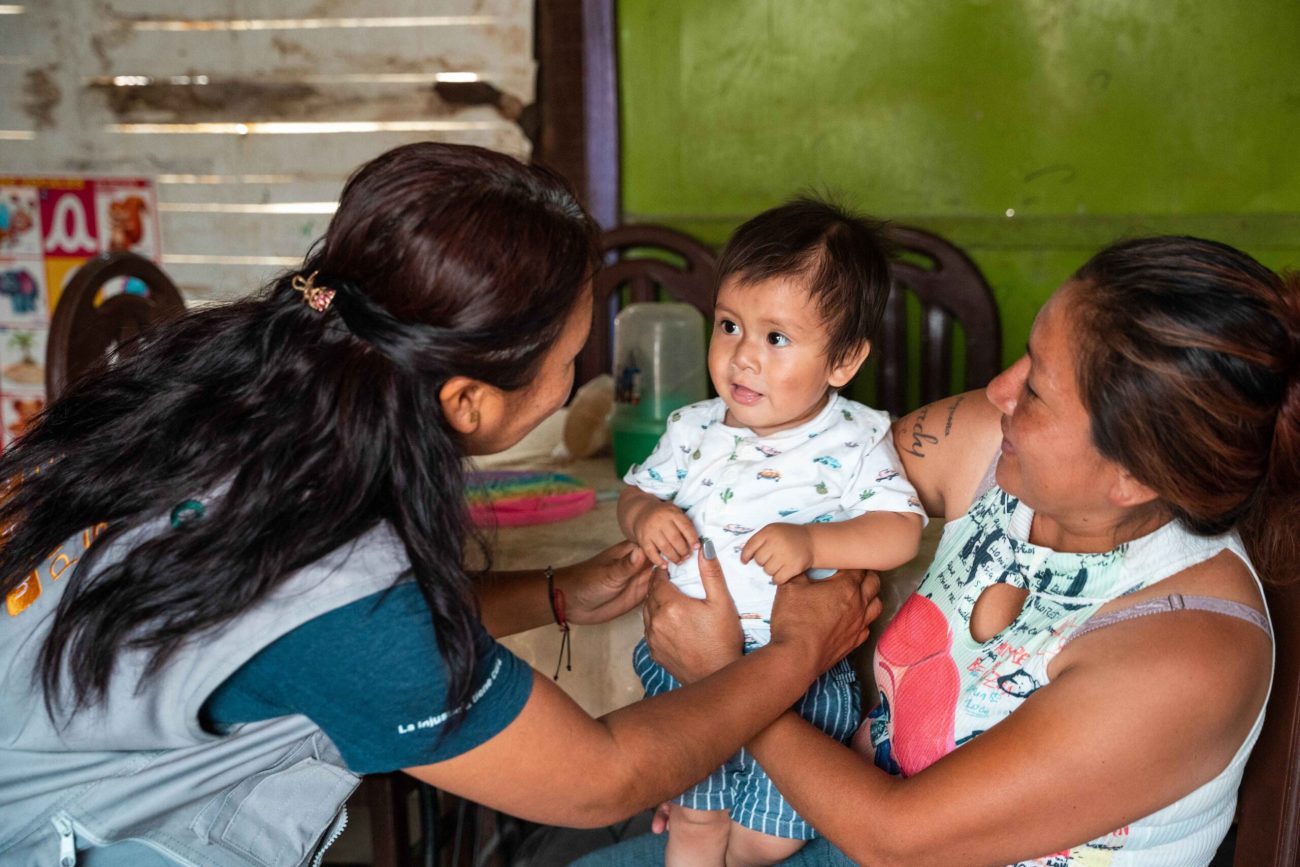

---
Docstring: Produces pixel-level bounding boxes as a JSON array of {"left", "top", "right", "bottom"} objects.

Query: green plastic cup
[{"left": 609, "top": 406, "right": 668, "bottom": 478}]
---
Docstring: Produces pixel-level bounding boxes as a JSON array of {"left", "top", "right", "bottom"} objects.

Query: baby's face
[{"left": 709, "top": 274, "right": 837, "bottom": 436}]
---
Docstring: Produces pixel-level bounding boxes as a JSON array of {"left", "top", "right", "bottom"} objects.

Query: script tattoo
[
  {"left": 943, "top": 396, "right": 965, "bottom": 437},
  {"left": 902, "top": 405, "right": 938, "bottom": 458}
]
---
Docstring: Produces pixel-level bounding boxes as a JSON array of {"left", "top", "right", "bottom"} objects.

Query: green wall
[{"left": 618, "top": 0, "right": 1300, "bottom": 375}]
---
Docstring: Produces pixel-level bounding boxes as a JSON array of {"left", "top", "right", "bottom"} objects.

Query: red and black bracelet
[{"left": 545, "top": 565, "right": 571, "bottom": 680}]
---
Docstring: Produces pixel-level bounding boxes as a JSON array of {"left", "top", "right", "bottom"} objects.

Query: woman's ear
[
  {"left": 828, "top": 340, "right": 871, "bottom": 389},
  {"left": 439, "top": 376, "right": 487, "bottom": 436},
  {"left": 1108, "top": 467, "right": 1160, "bottom": 510}
]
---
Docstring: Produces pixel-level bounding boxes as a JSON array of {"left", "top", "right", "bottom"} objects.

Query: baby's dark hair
[{"left": 717, "top": 196, "right": 892, "bottom": 368}]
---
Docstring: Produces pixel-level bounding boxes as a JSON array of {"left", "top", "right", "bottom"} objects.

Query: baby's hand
[
  {"left": 742, "top": 523, "right": 814, "bottom": 584},
  {"left": 631, "top": 500, "right": 699, "bottom": 568}
]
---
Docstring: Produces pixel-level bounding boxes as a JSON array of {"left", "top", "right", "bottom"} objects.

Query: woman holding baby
[{"left": 584, "top": 235, "right": 1299, "bottom": 866}]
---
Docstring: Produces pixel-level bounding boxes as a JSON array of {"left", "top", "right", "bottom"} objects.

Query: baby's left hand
[{"left": 741, "top": 523, "right": 814, "bottom": 584}]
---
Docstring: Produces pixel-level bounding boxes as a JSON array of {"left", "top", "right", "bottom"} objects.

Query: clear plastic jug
[{"left": 608, "top": 303, "right": 708, "bottom": 476}]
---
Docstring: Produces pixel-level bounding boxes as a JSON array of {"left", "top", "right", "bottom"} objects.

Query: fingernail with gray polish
[{"left": 703, "top": 539, "right": 716, "bottom": 560}]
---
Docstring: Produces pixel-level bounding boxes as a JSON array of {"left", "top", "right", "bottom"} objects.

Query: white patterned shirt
[{"left": 625, "top": 393, "right": 925, "bottom": 643}]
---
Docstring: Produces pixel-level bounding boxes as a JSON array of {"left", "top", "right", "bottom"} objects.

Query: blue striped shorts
[{"left": 632, "top": 638, "right": 861, "bottom": 840}]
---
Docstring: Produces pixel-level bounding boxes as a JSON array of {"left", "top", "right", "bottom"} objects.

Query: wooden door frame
[{"left": 535, "top": 0, "right": 621, "bottom": 229}]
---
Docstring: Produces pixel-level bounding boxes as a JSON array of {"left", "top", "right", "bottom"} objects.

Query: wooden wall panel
[
  {"left": 105, "top": 0, "right": 529, "bottom": 20},
  {"left": 0, "top": 0, "right": 535, "bottom": 302}
]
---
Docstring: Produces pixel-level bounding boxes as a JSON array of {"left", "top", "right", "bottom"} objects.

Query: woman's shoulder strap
[{"left": 1065, "top": 593, "right": 1272, "bottom": 647}]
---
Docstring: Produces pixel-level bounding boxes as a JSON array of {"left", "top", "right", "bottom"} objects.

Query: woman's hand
[
  {"left": 768, "top": 568, "right": 882, "bottom": 676},
  {"left": 555, "top": 541, "right": 655, "bottom": 625},
  {"left": 643, "top": 541, "right": 746, "bottom": 683},
  {"left": 645, "top": 541, "right": 884, "bottom": 685}
]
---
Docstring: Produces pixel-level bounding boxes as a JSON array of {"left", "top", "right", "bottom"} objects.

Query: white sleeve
[
  {"left": 622, "top": 414, "right": 689, "bottom": 500},
  {"left": 838, "top": 432, "right": 928, "bottom": 526}
]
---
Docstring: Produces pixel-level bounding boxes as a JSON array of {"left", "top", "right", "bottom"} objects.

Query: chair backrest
[
  {"left": 1234, "top": 579, "right": 1300, "bottom": 866},
  {"left": 578, "top": 223, "right": 1002, "bottom": 419},
  {"left": 45, "top": 251, "right": 186, "bottom": 400},
  {"left": 577, "top": 224, "right": 717, "bottom": 388},
  {"left": 872, "top": 226, "right": 1002, "bottom": 417}
]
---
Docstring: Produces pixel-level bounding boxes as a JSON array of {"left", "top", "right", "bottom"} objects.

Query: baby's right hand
[{"left": 631, "top": 501, "right": 699, "bottom": 568}]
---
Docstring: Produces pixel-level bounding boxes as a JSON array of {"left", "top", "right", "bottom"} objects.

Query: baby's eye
[
  {"left": 718, "top": 319, "right": 739, "bottom": 335},
  {"left": 766, "top": 332, "right": 790, "bottom": 347}
]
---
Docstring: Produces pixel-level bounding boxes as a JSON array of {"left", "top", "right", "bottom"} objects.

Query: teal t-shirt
[{"left": 201, "top": 582, "right": 533, "bottom": 774}]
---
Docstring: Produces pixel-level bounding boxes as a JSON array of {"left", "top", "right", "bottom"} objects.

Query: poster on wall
[{"left": 0, "top": 176, "right": 161, "bottom": 446}]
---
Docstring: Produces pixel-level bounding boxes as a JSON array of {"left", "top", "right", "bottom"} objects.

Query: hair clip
[
  {"left": 291, "top": 271, "right": 336, "bottom": 312},
  {"left": 169, "top": 499, "right": 205, "bottom": 530}
]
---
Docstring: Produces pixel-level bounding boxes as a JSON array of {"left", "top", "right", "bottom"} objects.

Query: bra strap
[{"left": 1066, "top": 593, "right": 1272, "bottom": 646}]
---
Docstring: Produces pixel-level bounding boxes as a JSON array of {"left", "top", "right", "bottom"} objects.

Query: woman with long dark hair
[
  {"left": 585, "top": 236, "right": 1300, "bottom": 866},
  {"left": 0, "top": 142, "right": 879, "bottom": 866}
]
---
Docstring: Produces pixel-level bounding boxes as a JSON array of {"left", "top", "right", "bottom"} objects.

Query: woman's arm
[
  {"left": 407, "top": 549, "right": 882, "bottom": 828},
  {"left": 642, "top": 537, "right": 1270, "bottom": 865},
  {"left": 892, "top": 390, "right": 1004, "bottom": 521},
  {"left": 475, "top": 541, "right": 653, "bottom": 637},
  {"left": 745, "top": 601, "right": 1271, "bottom": 866}
]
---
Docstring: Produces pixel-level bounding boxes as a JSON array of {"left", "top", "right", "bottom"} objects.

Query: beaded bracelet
[{"left": 545, "top": 566, "right": 571, "bottom": 680}]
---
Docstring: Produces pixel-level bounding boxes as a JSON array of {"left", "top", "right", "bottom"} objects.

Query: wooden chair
[
  {"left": 45, "top": 251, "right": 186, "bottom": 400},
  {"left": 1232, "top": 578, "right": 1300, "bottom": 865},
  {"left": 577, "top": 223, "right": 717, "bottom": 387},
  {"left": 872, "top": 226, "right": 1002, "bottom": 417},
  {"left": 579, "top": 222, "right": 1001, "bottom": 421}
]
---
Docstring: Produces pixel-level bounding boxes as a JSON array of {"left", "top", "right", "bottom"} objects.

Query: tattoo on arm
[
  {"left": 943, "top": 396, "right": 965, "bottom": 437},
  {"left": 902, "top": 405, "right": 938, "bottom": 458}
]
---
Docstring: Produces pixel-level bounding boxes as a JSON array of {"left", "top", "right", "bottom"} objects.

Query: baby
[{"left": 618, "top": 197, "right": 925, "bottom": 866}]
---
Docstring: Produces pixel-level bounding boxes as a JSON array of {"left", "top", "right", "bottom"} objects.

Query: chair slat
[
  {"left": 920, "top": 302, "right": 953, "bottom": 408},
  {"left": 578, "top": 224, "right": 717, "bottom": 387}
]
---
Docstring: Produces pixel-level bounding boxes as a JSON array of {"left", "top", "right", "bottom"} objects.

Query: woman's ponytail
[{"left": 1246, "top": 271, "right": 1300, "bottom": 585}]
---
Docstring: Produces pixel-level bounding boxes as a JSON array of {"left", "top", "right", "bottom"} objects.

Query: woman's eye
[
  {"left": 766, "top": 332, "right": 790, "bottom": 347},
  {"left": 719, "top": 319, "right": 739, "bottom": 335}
]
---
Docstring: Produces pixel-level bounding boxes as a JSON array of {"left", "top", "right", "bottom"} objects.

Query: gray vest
[{"left": 0, "top": 519, "right": 411, "bottom": 866}]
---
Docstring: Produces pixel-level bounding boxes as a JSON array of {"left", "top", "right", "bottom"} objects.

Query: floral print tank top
[{"left": 865, "top": 484, "right": 1271, "bottom": 867}]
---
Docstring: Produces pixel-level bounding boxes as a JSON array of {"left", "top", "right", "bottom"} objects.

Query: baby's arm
[
  {"left": 742, "top": 512, "right": 922, "bottom": 584},
  {"left": 618, "top": 486, "right": 700, "bottom": 568},
  {"left": 807, "top": 511, "right": 921, "bottom": 571}
]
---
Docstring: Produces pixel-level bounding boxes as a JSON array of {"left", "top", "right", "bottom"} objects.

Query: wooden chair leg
[{"left": 362, "top": 773, "right": 414, "bottom": 867}]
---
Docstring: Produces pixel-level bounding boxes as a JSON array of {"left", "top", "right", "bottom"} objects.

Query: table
[{"left": 487, "top": 455, "right": 646, "bottom": 717}]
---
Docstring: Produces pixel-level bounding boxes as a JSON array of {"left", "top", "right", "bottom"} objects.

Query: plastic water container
[{"left": 608, "top": 303, "right": 708, "bottom": 477}]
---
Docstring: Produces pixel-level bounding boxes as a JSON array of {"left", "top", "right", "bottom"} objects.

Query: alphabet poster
[{"left": 0, "top": 176, "right": 161, "bottom": 445}]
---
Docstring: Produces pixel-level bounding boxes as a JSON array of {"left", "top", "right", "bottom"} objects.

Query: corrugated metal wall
[{"left": 0, "top": 0, "right": 534, "bottom": 302}]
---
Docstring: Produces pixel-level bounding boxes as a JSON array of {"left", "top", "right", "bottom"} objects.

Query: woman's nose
[{"left": 986, "top": 355, "right": 1027, "bottom": 415}]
